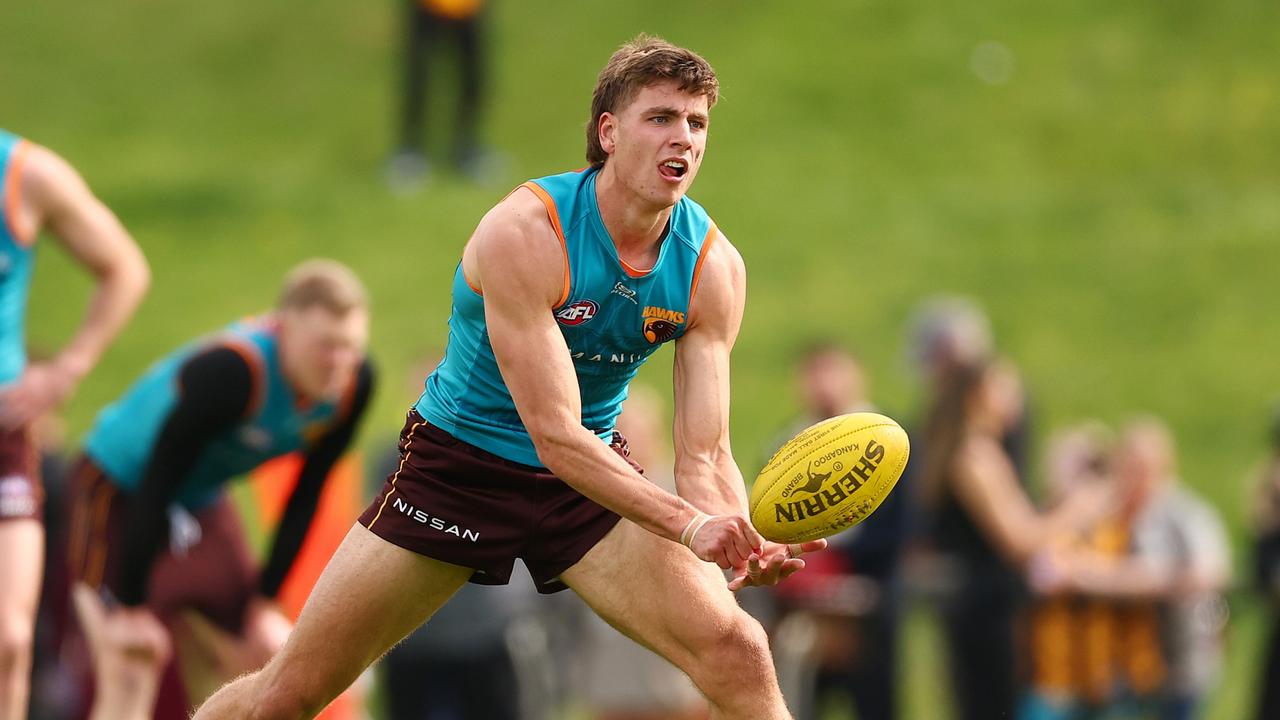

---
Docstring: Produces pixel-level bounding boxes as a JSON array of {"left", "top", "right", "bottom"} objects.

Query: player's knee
[
  {"left": 690, "top": 614, "right": 774, "bottom": 693},
  {"left": 0, "top": 612, "right": 33, "bottom": 676}
]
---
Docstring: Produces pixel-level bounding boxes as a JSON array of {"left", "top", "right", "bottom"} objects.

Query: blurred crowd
[{"left": 22, "top": 295, "right": 1280, "bottom": 720}]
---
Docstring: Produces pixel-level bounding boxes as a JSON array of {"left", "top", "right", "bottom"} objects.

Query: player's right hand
[
  {"left": 0, "top": 362, "right": 79, "bottom": 429},
  {"left": 682, "top": 513, "right": 763, "bottom": 569}
]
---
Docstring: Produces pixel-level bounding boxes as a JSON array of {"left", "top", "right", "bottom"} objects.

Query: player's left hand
[
  {"left": 727, "top": 538, "right": 828, "bottom": 591},
  {"left": 0, "top": 362, "right": 80, "bottom": 428}
]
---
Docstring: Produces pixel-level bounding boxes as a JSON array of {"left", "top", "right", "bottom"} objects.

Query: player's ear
[{"left": 598, "top": 112, "right": 618, "bottom": 156}]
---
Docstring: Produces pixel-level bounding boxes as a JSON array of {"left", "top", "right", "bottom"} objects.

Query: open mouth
[{"left": 658, "top": 159, "right": 688, "bottom": 180}]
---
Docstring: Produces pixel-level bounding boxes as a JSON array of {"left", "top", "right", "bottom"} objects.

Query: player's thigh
[
  {"left": 0, "top": 519, "right": 42, "bottom": 640},
  {"left": 258, "top": 523, "right": 472, "bottom": 701},
  {"left": 560, "top": 519, "right": 761, "bottom": 673}
]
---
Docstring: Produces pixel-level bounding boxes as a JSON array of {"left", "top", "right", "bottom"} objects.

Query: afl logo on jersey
[{"left": 556, "top": 300, "right": 598, "bottom": 326}]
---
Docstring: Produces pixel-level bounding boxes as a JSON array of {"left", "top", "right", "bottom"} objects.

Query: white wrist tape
[{"left": 680, "top": 513, "right": 714, "bottom": 548}]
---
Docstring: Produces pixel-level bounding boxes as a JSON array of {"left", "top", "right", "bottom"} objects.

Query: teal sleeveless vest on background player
[
  {"left": 0, "top": 131, "right": 37, "bottom": 385},
  {"left": 83, "top": 318, "right": 345, "bottom": 509},
  {"left": 419, "top": 166, "right": 718, "bottom": 467}
]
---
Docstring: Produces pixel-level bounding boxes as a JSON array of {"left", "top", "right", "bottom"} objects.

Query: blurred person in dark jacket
[
  {"left": 908, "top": 295, "right": 1032, "bottom": 476},
  {"left": 387, "top": 0, "right": 501, "bottom": 189},
  {"left": 1251, "top": 407, "right": 1280, "bottom": 720},
  {"left": 764, "top": 343, "right": 906, "bottom": 720},
  {"left": 922, "top": 360, "right": 1106, "bottom": 720}
]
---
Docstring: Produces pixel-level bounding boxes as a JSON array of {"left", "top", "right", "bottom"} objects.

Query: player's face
[
  {"left": 601, "top": 81, "right": 710, "bottom": 207},
  {"left": 279, "top": 305, "right": 368, "bottom": 401}
]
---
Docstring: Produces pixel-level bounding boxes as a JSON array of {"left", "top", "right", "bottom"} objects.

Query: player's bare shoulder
[
  {"left": 687, "top": 227, "right": 746, "bottom": 331},
  {"left": 462, "top": 185, "right": 566, "bottom": 305}
]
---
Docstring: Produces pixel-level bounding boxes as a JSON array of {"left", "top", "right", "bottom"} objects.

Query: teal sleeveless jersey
[
  {"left": 83, "top": 318, "right": 346, "bottom": 509},
  {"left": 418, "top": 166, "right": 718, "bottom": 467},
  {"left": 0, "top": 131, "right": 37, "bottom": 385}
]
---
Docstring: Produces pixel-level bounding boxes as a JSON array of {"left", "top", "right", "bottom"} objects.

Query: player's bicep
[
  {"left": 673, "top": 233, "right": 745, "bottom": 470},
  {"left": 471, "top": 196, "right": 581, "bottom": 440}
]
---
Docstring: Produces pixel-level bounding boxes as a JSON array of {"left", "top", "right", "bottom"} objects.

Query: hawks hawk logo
[
  {"left": 643, "top": 318, "right": 679, "bottom": 344},
  {"left": 641, "top": 306, "right": 684, "bottom": 344},
  {"left": 556, "top": 300, "right": 598, "bottom": 326}
]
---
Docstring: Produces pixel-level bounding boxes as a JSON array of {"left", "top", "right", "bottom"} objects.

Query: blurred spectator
[
  {"left": 387, "top": 0, "right": 500, "bottom": 189},
  {"left": 1049, "top": 419, "right": 1229, "bottom": 720},
  {"left": 1251, "top": 407, "right": 1280, "bottom": 720},
  {"left": 371, "top": 354, "right": 536, "bottom": 720},
  {"left": 1021, "top": 423, "right": 1125, "bottom": 720},
  {"left": 907, "top": 295, "right": 1032, "bottom": 475},
  {"left": 921, "top": 360, "right": 1104, "bottom": 720},
  {"left": 763, "top": 343, "right": 905, "bottom": 720},
  {"left": 575, "top": 385, "right": 707, "bottom": 720}
]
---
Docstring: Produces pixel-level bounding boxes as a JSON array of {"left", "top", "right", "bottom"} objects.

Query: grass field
[{"left": 5, "top": 0, "right": 1280, "bottom": 717}]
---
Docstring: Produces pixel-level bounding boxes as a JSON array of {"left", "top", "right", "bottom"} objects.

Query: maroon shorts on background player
[{"left": 0, "top": 426, "right": 41, "bottom": 521}]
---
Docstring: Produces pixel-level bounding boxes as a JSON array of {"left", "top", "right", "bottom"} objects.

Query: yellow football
[{"left": 749, "top": 412, "right": 910, "bottom": 544}]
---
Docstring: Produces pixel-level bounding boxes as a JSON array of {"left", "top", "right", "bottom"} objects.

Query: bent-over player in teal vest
[
  {"left": 0, "top": 130, "right": 148, "bottom": 720},
  {"left": 67, "top": 260, "right": 374, "bottom": 720}
]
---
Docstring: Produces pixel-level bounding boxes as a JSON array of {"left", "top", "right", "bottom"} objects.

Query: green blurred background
[{"left": 5, "top": 0, "right": 1279, "bottom": 717}]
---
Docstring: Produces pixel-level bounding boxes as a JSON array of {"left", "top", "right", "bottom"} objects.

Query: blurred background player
[
  {"left": 0, "top": 130, "right": 150, "bottom": 720},
  {"left": 763, "top": 343, "right": 905, "bottom": 720},
  {"left": 65, "top": 259, "right": 374, "bottom": 719},
  {"left": 387, "top": 0, "right": 501, "bottom": 189},
  {"left": 576, "top": 385, "right": 708, "bottom": 720}
]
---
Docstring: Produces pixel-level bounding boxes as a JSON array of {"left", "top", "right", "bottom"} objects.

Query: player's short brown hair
[
  {"left": 585, "top": 34, "right": 719, "bottom": 167},
  {"left": 277, "top": 259, "right": 367, "bottom": 315}
]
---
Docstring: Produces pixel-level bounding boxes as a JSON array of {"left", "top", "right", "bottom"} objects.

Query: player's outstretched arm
[
  {"left": 0, "top": 143, "right": 149, "bottom": 427},
  {"left": 469, "top": 190, "right": 755, "bottom": 569},
  {"left": 673, "top": 231, "right": 825, "bottom": 589}
]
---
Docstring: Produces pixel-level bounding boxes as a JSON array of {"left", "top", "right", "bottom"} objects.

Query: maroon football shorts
[
  {"left": 360, "top": 410, "right": 628, "bottom": 594},
  {"left": 0, "top": 425, "right": 41, "bottom": 522},
  {"left": 65, "top": 456, "right": 258, "bottom": 634}
]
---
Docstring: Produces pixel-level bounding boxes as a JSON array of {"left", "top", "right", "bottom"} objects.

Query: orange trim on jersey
[
  {"left": 462, "top": 264, "right": 483, "bottom": 296},
  {"left": 689, "top": 222, "right": 718, "bottom": 304},
  {"left": 68, "top": 462, "right": 99, "bottom": 578},
  {"left": 619, "top": 257, "right": 652, "bottom": 278},
  {"left": 3, "top": 140, "right": 34, "bottom": 247},
  {"left": 365, "top": 420, "right": 425, "bottom": 529},
  {"left": 85, "top": 480, "right": 117, "bottom": 588},
  {"left": 519, "top": 182, "right": 572, "bottom": 308},
  {"left": 218, "top": 338, "right": 266, "bottom": 420}
]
